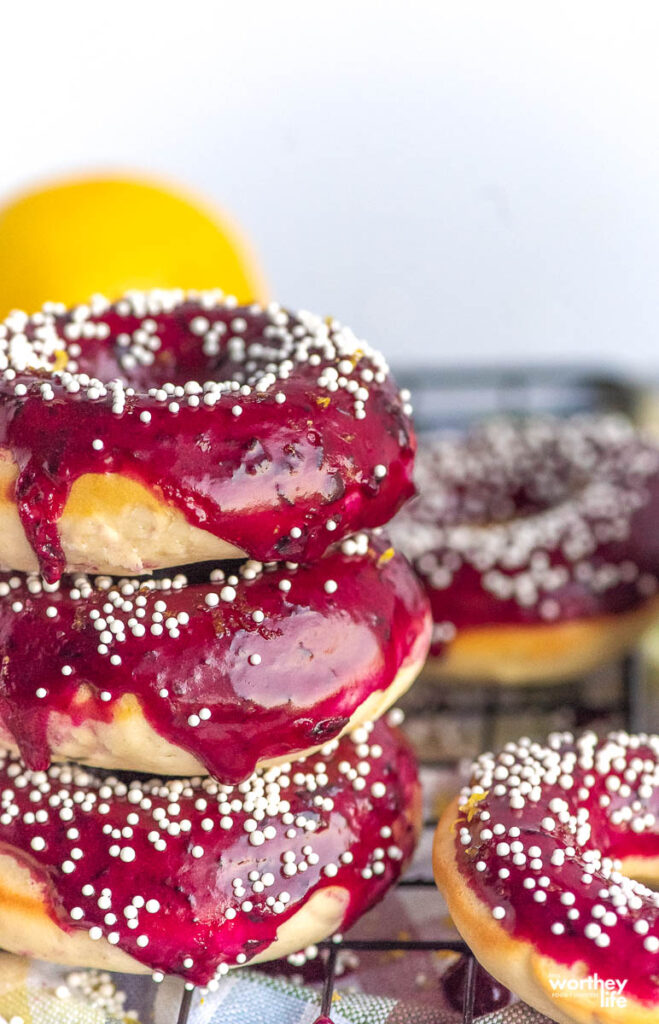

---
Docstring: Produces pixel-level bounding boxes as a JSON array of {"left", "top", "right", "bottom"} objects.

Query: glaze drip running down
[
  {"left": 0, "top": 290, "right": 415, "bottom": 581},
  {"left": 453, "top": 731, "right": 659, "bottom": 1006},
  {"left": 0, "top": 532, "right": 430, "bottom": 782},
  {"left": 391, "top": 415, "right": 659, "bottom": 654},
  {"left": 0, "top": 716, "right": 419, "bottom": 985}
]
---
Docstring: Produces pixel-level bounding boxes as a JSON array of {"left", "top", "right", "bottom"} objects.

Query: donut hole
[
  {"left": 422, "top": 439, "right": 594, "bottom": 529},
  {"left": 414, "top": 414, "right": 648, "bottom": 534},
  {"left": 68, "top": 303, "right": 298, "bottom": 395}
]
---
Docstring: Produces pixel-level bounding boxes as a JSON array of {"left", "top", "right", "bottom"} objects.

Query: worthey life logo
[{"left": 549, "top": 973, "right": 628, "bottom": 1009}]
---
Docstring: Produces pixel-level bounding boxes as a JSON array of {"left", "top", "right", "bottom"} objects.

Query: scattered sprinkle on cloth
[{"left": 0, "top": 956, "right": 555, "bottom": 1024}]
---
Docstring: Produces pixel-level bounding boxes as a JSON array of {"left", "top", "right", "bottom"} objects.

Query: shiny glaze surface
[
  {"left": 391, "top": 415, "right": 659, "bottom": 655},
  {"left": 0, "top": 532, "right": 430, "bottom": 783},
  {"left": 0, "top": 717, "right": 419, "bottom": 984},
  {"left": 0, "top": 291, "right": 415, "bottom": 581},
  {"left": 452, "top": 731, "right": 659, "bottom": 1006}
]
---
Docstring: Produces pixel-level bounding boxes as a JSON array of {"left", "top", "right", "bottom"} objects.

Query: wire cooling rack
[{"left": 175, "top": 367, "right": 650, "bottom": 1023}]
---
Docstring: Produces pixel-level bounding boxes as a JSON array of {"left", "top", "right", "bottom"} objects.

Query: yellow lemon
[{"left": 0, "top": 172, "right": 268, "bottom": 316}]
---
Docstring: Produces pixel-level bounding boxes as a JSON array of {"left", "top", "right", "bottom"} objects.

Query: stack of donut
[
  {"left": 391, "top": 415, "right": 659, "bottom": 684},
  {"left": 0, "top": 289, "right": 432, "bottom": 986}
]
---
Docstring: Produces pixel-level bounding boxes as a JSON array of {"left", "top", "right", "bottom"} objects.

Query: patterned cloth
[{"left": 0, "top": 956, "right": 556, "bottom": 1024}]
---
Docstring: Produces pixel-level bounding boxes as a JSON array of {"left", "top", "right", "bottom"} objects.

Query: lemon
[{"left": 0, "top": 172, "right": 267, "bottom": 316}]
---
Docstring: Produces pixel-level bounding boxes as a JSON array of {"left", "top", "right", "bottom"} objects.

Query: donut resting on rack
[
  {"left": 434, "top": 730, "right": 659, "bottom": 1023},
  {"left": 392, "top": 415, "right": 659, "bottom": 684}
]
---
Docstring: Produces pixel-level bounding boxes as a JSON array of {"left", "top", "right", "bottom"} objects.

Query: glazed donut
[
  {"left": 0, "top": 716, "right": 419, "bottom": 985},
  {"left": 391, "top": 415, "right": 659, "bottom": 684},
  {"left": 0, "top": 532, "right": 430, "bottom": 783},
  {"left": 434, "top": 730, "right": 659, "bottom": 1024},
  {"left": 0, "top": 290, "right": 415, "bottom": 583}
]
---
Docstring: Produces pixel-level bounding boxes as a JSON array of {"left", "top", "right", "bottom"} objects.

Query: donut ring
[
  {"left": 392, "top": 415, "right": 659, "bottom": 684},
  {"left": 0, "top": 717, "right": 419, "bottom": 985},
  {"left": 0, "top": 532, "right": 430, "bottom": 783},
  {"left": 0, "top": 290, "right": 415, "bottom": 583},
  {"left": 434, "top": 730, "right": 659, "bottom": 1024}
]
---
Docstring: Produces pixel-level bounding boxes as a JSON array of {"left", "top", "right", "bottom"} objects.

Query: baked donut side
[
  {"left": 0, "top": 292, "right": 415, "bottom": 581},
  {"left": 392, "top": 415, "right": 659, "bottom": 684},
  {"left": 0, "top": 717, "right": 420, "bottom": 985},
  {"left": 419, "top": 598, "right": 659, "bottom": 685},
  {"left": 433, "top": 732, "right": 659, "bottom": 1023},
  {"left": 0, "top": 533, "right": 430, "bottom": 783},
  {"left": 0, "top": 458, "right": 244, "bottom": 577},
  {"left": 0, "top": 653, "right": 423, "bottom": 780},
  {"left": 0, "top": 852, "right": 354, "bottom": 978}
]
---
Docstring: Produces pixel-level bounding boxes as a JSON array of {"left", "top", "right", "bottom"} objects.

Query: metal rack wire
[{"left": 174, "top": 368, "right": 650, "bottom": 1023}]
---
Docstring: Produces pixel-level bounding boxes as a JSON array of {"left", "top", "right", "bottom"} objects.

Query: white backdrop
[{"left": 2, "top": 1, "right": 659, "bottom": 371}]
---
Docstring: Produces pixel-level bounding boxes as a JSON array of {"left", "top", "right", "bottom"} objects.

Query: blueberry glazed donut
[
  {"left": 0, "top": 290, "right": 415, "bottom": 582},
  {"left": 0, "top": 532, "right": 430, "bottom": 782},
  {"left": 434, "top": 730, "right": 659, "bottom": 1023},
  {"left": 0, "top": 717, "right": 419, "bottom": 985},
  {"left": 391, "top": 415, "right": 659, "bottom": 684}
]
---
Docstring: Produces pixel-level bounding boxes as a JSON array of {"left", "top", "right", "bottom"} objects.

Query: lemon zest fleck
[
  {"left": 52, "top": 349, "right": 69, "bottom": 372},
  {"left": 377, "top": 546, "right": 395, "bottom": 566},
  {"left": 459, "top": 790, "right": 489, "bottom": 823}
]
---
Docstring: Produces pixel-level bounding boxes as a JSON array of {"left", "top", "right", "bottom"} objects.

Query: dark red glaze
[
  {"left": 0, "top": 294, "right": 415, "bottom": 582},
  {"left": 452, "top": 732, "right": 659, "bottom": 1007},
  {"left": 0, "top": 532, "right": 430, "bottom": 783},
  {"left": 442, "top": 956, "right": 511, "bottom": 1016},
  {"left": 392, "top": 416, "right": 659, "bottom": 656},
  {"left": 0, "top": 718, "right": 420, "bottom": 984}
]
